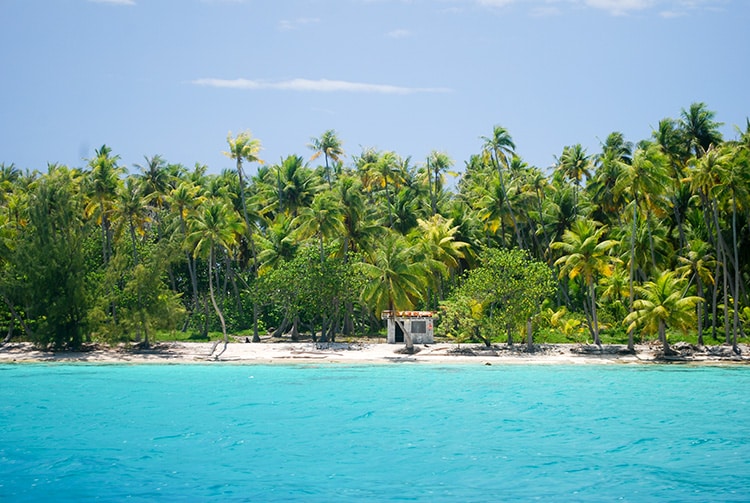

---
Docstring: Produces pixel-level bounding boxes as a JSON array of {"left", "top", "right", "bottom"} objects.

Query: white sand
[{"left": 1, "top": 341, "right": 748, "bottom": 365}]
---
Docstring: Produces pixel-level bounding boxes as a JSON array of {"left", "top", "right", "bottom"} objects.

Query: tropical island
[{"left": 0, "top": 102, "right": 748, "bottom": 364}]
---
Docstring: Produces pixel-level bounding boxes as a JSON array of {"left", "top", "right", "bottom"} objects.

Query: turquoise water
[{"left": 1, "top": 364, "right": 749, "bottom": 502}]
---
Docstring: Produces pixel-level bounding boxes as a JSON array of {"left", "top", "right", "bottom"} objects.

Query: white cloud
[
  {"left": 192, "top": 78, "right": 451, "bottom": 94},
  {"left": 584, "top": 0, "right": 654, "bottom": 15},
  {"left": 278, "top": 17, "right": 321, "bottom": 31},
  {"left": 659, "top": 9, "right": 686, "bottom": 17},
  {"left": 386, "top": 28, "right": 412, "bottom": 38},
  {"left": 476, "top": 0, "right": 517, "bottom": 7},
  {"left": 471, "top": 0, "right": 726, "bottom": 16},
  {"left": 88, "top": 0, "right": 135, "bottom": 5}
]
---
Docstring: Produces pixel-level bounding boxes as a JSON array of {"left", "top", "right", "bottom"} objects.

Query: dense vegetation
[{"left": 0, "top": 103, "right": 747, "bottom": 354}]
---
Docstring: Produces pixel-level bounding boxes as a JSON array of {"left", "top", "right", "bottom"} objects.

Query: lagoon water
[{"left": 1, "top": 363, "right": 749, "bottom": 502}]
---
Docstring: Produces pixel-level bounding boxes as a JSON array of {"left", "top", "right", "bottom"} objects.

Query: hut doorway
[{"left": 394, "top": 323, "right": 404, "bottom": 343}]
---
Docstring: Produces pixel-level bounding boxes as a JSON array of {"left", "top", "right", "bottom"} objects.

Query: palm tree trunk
[
  {"left": 696, "top": 278, "right": 705, "bottom": 346},
  {"left": 659, "top": 319, "right": 671, "bottom": 355},
  {"left": 627, "top": 199, "right": 637, "bottom": 351},
  {"left": 207, "top": 246, "right": 228, "bottom": 359},
  {"left": 0, "top": 289, "right": 34, "bottom": 341},
  {"left": 526, "top": 318, "right": 534, "bottom": 352},
  {"left": 497, "top": 167, "right": 523, "bottom": 249},
  {"left": 732, "top": 193, "right": 740, "bottom": 353},
  {"left": 711, "top": 201, "right": 731, "bottom": 345},
  {"left": 590, "top": 281, "right": 601, "bottom": 346}
]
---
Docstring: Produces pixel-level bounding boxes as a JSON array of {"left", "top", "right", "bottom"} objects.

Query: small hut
[{"left": 381, "top": 310, "right": 434, "bottom": 344}]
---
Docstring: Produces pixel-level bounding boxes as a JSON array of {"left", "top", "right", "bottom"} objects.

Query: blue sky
[{"left": 1, "top": 0, "right": 748, "bottom": 177}]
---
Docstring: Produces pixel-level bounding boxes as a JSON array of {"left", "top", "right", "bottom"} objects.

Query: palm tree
[
  {"left": 359, "top": 232, "right": 429, "bottom": 352},
  {"left": 410, "top": 215, "right": 468, "bottom": 305},
  {"left": 680, "top": 102, "right": 723, "bottom": 158},
  {"left": 653, "top": 119, "right": 692, "bottom": 251},
  {"left": 676, "top": 239, "right": 715, "bottom": 346},
  {"left": 624, "top": 271, "right": 702, "bottom": 355},
  {"left": 523, "top": 167, "right": 553, "bottom": 259},
  {"left": 359, "top": 233, "right": 427, "bottom": 314},
  {"left": 590, "top": 132, "right": 631, "bottom": 226},
  {"left": 113, "top": 177, "right": 154, "bottom": 345},
  {"left": 426, "top": 151, "right": 453, "bottom": 216},
  {"left": 686, "top": 146, "right": 731, "bottom": 342},
  {"left": 613, "top": 143, "right": 670, "bottom": 348},
  {"left": 256, "top": 213, "right": 297, "bottom": 274},
  {"left": 188, "top": 200, "right": 243, "bottom": 358},
  {"left": 292, "top": 192, "right": 346, "bottom": 263},
  {"left": 555, "top": 144, "right": 592, "bottom": 211},
  {"left": 481, "top": 126, "right": 523, "bottom": 249},
  {"left": 552, "top": 219, "right": 619, "bottom": 346},
  {"left": 366, "top": 151, "right": 404, "bottom": 228},
  {"left": 167, "top": 181, "right": 203, "bottom": 323},
  {"left": 334, "top": 174, "right": 381, "bottom": 257},
  {"left": 224, "top": 131, "right": 263, "bottom": 341},
  {"left": 714, "top": 144, "right": 749, "bottom": 350},
  {"left": 309, "top": 129, "right": 344, "bottom": 187},
  {"left": 85, "top": 145, "right": 124, "bottom": 267},
  {"left": 115, "top": 177, "right": 151, "bottom": 267},
  {"left": 273, "top": 155, "right": 321, "bottom": 218},
  {"left": 135, "top": 155, "right": 170, "bottom": 209}
]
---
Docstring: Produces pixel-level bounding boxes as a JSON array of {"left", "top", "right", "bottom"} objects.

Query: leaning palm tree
[
  {"left": 552, "top": 219, "right": 619, "bottom": 347},
  {"left": 624, "top": 271, "right": 702, "bottom": 356},
  {"left": 187, "top": 200, "right": 243, "bottom": 359}
]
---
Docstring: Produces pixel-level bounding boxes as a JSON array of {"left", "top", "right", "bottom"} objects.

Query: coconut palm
[
  {"left": 679, "top": 102, "right": 723, "bottom": 158},
  {"left": 410, "top": 214, "right": 469, "bottom": 305},
  {"left": 359, "top": 232, "right": 429, "bottom": 352},
  {"left": 292, "top": 191, "right": 346, "bottom": 263},
  {"left": 85, "top": 145, "right": 124, "bottom": 266},
  {"left": 613, "top": 143, "right": 670, "bottom": 346},
  {"left": 552, "top": 219, "right": 619, "bottom": 346},
  {"left": 273, "top": 155, "right": 321, "bottom": 218},
  {"left": 686, "top": 146, "right": 731, "bottom": 342},
  {"left": 555, "top": 144, "right": 592, "bottom": 210},
  {"left": 481, "top": 126, "right": 523, "bottom": 249},
  {"left": 114, "top": 177, "right": 151, "bottom": 267},
  {"left": 714, "top": 144, "right": 750, "bottom": 348},
  {"left": 676, "top": 239, "right": 715, "bottom": 346},
  {"left": 334, "top": 174, "right": 382, "bottom": 257},
  {"left": 359, "top": 232, "right": 428, "bottom": 317},
  {"left": 256, "top": 213, "right": 297, "bottom": 274},
  {"left": 624, "top": 271, "right": 702, "bottom": 355},
  {"left": 135, "top": 155, "right": 170, "bottom": 209},
  {"left": 309, "top": 129, "right": 344, "bottom": 187},
  {"left": 426, "top": 151, "right": 453, "bottom": 216},
  {"left": 188, "top": 200, "right": 243, "bottom": 358},
  {"left": 365, "top": 151, "right": 404, "bottom": 228},
  {"left": 167, "top": 181, "right": 203, "bottom": 321},
  {"left": 224, "top": 131, "right": 264, "bottom": 341}
]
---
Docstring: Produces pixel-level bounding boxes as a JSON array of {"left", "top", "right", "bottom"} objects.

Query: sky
[{"left": 1, "top": 0, "right": 749, "bottom": 177}]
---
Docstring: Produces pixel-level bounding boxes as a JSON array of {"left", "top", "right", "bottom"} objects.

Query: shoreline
[{"left": 1, "top": 341, "right": 748, "bottom": 366}]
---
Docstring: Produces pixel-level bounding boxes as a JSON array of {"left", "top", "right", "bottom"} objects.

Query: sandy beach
[{"left": 1, "top": 341, "right": 748, "bottom": 365}]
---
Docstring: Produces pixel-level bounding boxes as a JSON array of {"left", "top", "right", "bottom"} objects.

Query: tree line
[{"left": 0, "top": 102, "right": 747, "bottom": 355}]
